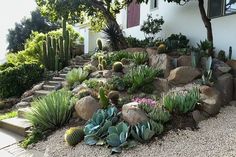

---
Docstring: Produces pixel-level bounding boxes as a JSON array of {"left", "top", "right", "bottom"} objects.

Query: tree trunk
[
  {"left": 88, "top": 0, "right": 128, "bottom": 50},
  {"left": 198, "top": 0, "right": 214, "bottom": 56}
]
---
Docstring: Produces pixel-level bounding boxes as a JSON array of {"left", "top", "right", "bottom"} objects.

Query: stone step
[
  {"left": 52, "top": 77, "right": 65, "bottom": 81},
  {"left": 0, "top": 118, "right": 32, "bottom": 136},
  {"left": 47, "top": 80, "right": 63, "bottom": 85},
  {"left": 21, "top": 96, "right": 34, "bottom": 103},
  {"left": 34, "top": 90, "right": 51, "bottom": 97},
  {"left": 43, "top": 84, "right": 56, "bottom": 91},
  {"left": 18, "top": 108, "right": 31, "bottom": 119},
  {"left": 59, "top": 73, "right": 67, "bottom": 78}
]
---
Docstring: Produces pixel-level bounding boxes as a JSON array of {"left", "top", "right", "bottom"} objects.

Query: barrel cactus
[
  {"left": 157, "top": 44, "right": 167, "bottom": 53},
  {"left": 64, "top": 127, "right": 84, "bottom": 146},
  {"left": 112, "top": 62, "right": 123, "bottom": 72}
]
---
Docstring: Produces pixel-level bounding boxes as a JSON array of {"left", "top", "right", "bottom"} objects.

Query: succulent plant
[
  {"left": 84, "top": 106, "right": 119, "bottom": 146},
  {"left": 132, "top": 52, "right": 148, "bottom": 65},
  {"left": 97, "top": 39, "right": 103, "bottom": 51},
  {"left": 217, "top": 50, "right": 226, "bottom": 62},
  {"left": 148, "top": 107, "right": 171, "bottom": 123},
  {"left": 83, "top": 64, "right": 97, "bottom": 73},
  {"left": 112, "top": 62, "right": 123, "bottom": 72},
  {"left": 163, "top": 94, "right": 176, "bottom": 113},
  {"left": 102, "top": 60, "right": 107, "bottom": 69},
  {"left": 64, "top": 127, "right": 84, "bottom": 146},
  {"left": 106, "top": 122, "right": 130, "bottom": 153},
  {"left": 108, "top": 91, "right": 119, "bottom": 105},
  {"left": 66, "top": 68, "right": 89, "bottom": 88},
  {"left": 157, "top": 44, "right": 167, "bottom": 53},
  {"left": 131, "top": 121, "right": 155, "bottom": 143},
  {"left": 138, "top": 103, "right": 153, "bottom": 113},
  {"left": 149, "top": 120, "right": 164, "bottom": 135},
  {"left": 99, "top": 87, "right": 109, "bottom": 109}
]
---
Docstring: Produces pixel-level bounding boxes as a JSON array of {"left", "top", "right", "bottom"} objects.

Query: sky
[{"left": 0, "top": 0, "right": 37, "bottom": 64}]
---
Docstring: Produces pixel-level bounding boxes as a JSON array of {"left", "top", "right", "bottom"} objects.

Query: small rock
[
  {"left": 229, "top": 101, "right": 236, "bottom": 107},
  {"left": 199, "top": 86, "right": 222, "bottom": 115},
  {"left": 21, "top": 96, "right": 34, "bottom": 102},
  {"left": 146, "top": 47, "right": 158, "bottom": 54},
  {"left": 31, "top": 82, "right": 44, "bottom": 91},
  {"left": 226, "top": 60, "right": 236, "bottom": 76},
  {"left": 168, "top": 66, "right": 201, "bottom": 84},
  {"left": 90, "top": 59, "right": 99, "bottom": 67},
  {"left": 16, "top": 101, "right": 30, "bottom": 108},
  {"left": 72, "top": 84, "right": 87, "bottom": 94},
  {"left": 90, "top": 71, "right": 103, "bottom": 78},
  {"left": 122, "top": 102, "right": 148, "bottom": 125},
  {"left": 74, "top": 96, "right": 100, "bottom": 121},
  {"left": 214, "top": 73, "right": 233, "bottom": 106},
  {"left": 103, "top": 70, "right": 112, "bottom": 78},
  {"left": 153, "top": 78, "right": 170, "bottom": 96},
  {"left": 177, "top": 55, "right": 192, "bottom": 67},
  {"left": 192, "top": 110, "right": 209, "bottom": 123},
  {"left": 212, "top": 58, "right": 231, "bottom": 77}
]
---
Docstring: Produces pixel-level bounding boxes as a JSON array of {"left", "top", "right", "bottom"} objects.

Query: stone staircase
[{"left": 0, "top": 56, "right": 91, "bottom": 138}]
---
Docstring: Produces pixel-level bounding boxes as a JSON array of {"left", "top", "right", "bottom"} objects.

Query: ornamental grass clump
[{"left": 26, "top": 89, "right": 74, "bottom": 131}]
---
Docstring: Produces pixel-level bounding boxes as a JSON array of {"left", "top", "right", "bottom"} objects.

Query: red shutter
[{"left": 127, "top": 0, "right": 140, "bottom": 28}]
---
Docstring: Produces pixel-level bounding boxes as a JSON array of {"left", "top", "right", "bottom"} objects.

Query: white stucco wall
[{"left": 117, "top": 0, "right": 236, "bottom": 57}]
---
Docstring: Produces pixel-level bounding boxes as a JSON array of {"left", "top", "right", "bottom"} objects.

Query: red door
[{"left": 127, "top": 0, "right": 140, "bottom": 28}]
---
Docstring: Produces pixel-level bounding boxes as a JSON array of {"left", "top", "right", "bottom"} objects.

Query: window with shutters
[
  {"left": 208, "top": 0, "right": 236, "bottom": 18},
  {"left": 127, "top": 0, "right": 140, "bottom": 28}
]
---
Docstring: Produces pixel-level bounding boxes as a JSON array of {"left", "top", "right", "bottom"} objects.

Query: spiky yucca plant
[{"left": 26, "top": 90, "right": 73, "bottom": 131}]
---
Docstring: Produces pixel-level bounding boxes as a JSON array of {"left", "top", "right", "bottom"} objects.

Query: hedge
[{"left": 0, "top": 63, "right": 44, "bottom": 98}]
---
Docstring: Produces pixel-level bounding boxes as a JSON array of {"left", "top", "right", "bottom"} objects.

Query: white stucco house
[{"left": 75, "top": 0, "right": 236, "bottom": 57}]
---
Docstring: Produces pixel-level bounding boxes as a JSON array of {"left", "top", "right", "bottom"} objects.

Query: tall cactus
[{"left": 42, "top": 29, "right": 71, "bottom": 71}]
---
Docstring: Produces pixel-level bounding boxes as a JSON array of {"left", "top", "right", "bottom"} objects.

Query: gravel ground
[{"left": 31, "top": 106, "right": 236, "bottom": 157}]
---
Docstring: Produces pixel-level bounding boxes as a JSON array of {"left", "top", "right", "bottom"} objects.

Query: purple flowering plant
[{"left": 132, "top": 97, "right": 156, "bottom": 107}]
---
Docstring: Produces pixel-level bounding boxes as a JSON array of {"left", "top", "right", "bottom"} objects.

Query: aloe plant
[
  {"left": 66, "top": 68, "right": 89, "bottom": 88},
  {"left": 132, "top": 52, "right": 148, "bottom": 65},
  {"left": 202, "top": 56, "right": 213, "bottom": 85},
  {"left": 84, "top": 106, "right": 119, "bottom": 145},
  {"left": 148, "top": 107, "right": 171, "bottom": 123},
  {"left": 131, "top": 121, "right": 155, "bottom": 143}
]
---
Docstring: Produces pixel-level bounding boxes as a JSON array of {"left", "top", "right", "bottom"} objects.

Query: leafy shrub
[
  {"left": 84, "top": 106, "right": 119, "bottom": 145},
  {"left": 165, "top": 33, "right": 189, "bottom": 51},
  {"left": 125, "top": 36, "right": 149, "bottom": 48},
  {"left": 20, "top": 128, "right": 44, "bottom": 148},
  {"left": 66, "top": 68, "right": 89, "bottom": 88},
  {"left": 123, "top": 65, "right": 161, "bottom": 93},
  {"left": 84, "top": 79, "right": 103, "bottom": 90},
  {"left": 132, "top": 52, "right": 148, "bottom": 65},
  {"left": 26, "top": 90, "right": 73, "bottom": 131},
  {"left": 0, "top": 111, "right": 17, "bottom": 120},
  {"left": 163, "top": 88, "right": 200, "bottom": 114},
  {"left": 141, "top": 15, "right": 164, "bottom": 43},
  {"left": 131, "top": 121, "right": 155, "bottom": 143},
  {"left": 0, "top": 63, "right": 43, "bottom": 98},
  {"left": 64, "top": 127, "right": 84, "bottom": 146}
]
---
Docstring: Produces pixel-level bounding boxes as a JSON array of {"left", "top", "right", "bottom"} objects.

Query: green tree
[
  {"left": 7, "top": 9, "right": 60, "bottom": 52},
  {"left": 36, "top": 0, "right": 151, "bottom": 50}
]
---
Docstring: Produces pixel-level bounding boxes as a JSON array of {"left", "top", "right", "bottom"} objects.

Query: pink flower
[{"left": 132, "top": 97, "right": 156, "bottom": 106}]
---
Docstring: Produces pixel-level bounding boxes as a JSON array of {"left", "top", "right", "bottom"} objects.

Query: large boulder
[
  {"left": 147, "top": 53, "right": 173, "bottom": 78},
  {"left": 214, "top": 73, "right": 233, "bottom": 105},
  {"left": 212, "top": 58, "right": 231, "bottom": 77},
  {"left": 74, "top": 96, "right": 100, "bottom": 121},
  {"left": 153, "top": 78, "right": 170, "bottom": 96},
  {"left": 125, "top": 48, "right": 146, "bottom": 53},
  {"left": 167, "top": 66, "right": 201, "bottom": 85},
  {"left": 226, "top": 60, "right": 236, "bottom": 76},
  {"left": 122, "top": 102, "right": 148, "bottom": 125},
  {"left": 199, "top": 85, "right": 222, "bottom": 115},
  {"left": 177, "top": 55, "right": 192, "bottom": 67}
]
